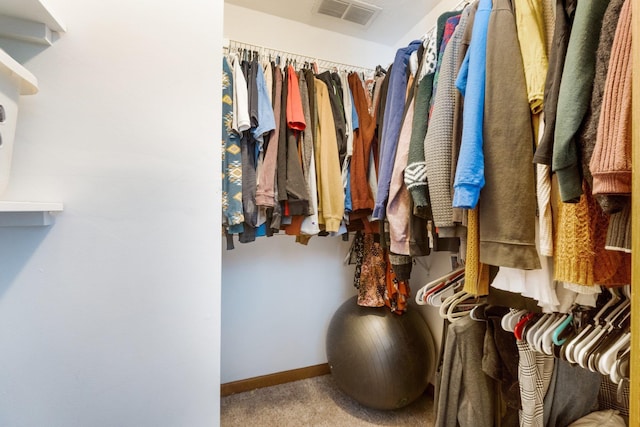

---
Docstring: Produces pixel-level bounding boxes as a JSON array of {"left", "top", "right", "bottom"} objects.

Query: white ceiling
[{"left": 224, "top": 0, "right": 437, "bottom": 47}]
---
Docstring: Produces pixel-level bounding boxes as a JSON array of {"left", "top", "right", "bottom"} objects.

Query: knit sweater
[
  {"left": 552, "top": 0, "right": 610, "bottom": 203},
  {"left": 577, "top": 0, "right": 623, "bottom": 186},
  {"left": 590, "top": 0, "right": 632, "bottom": 196},
  {"left": 430, "top": 13, "right": 462, "bottom": 114},
  {"left": 452, "top": 0, "right": 492, "bottom": 210},
  {"left": 554, "top": 182, "right": 624, "bottom": 286},
  {"left": 423, "top": 7, "right": 469, "bottom": 229}
]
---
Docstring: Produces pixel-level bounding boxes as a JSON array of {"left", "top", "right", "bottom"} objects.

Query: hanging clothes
[
  {"left": 480, "top": 0, "right": 540, "bottom": 270},
  {"left": 372, "top": 40, "right": 421, "bottom": 221},
  {"left": 551, "top": 0, "right": 610, "bottom": 203},
  {"left": 405, "top": 33, "right": 437, "bottom": 220},
  {"left": 386, "top": 96, "right": 416, "bottom": 255},
  {"left": 316, "top": 71, "right": 347, "bottom": 166},
  {"left": 222, "top": 57, "right": 244, "bottom": 238},
  {"left": 517, "top": 338, "right": 555, "bottom": 427},
  {"left": 255, "top": 64, "right": 283, "bottom": 209},
  {"left": 534, "top": 0, "right": 577, "bottom": 167},
  {"left": 348, "top": 72, "right": 377, "bottom": 213},
  {"left": 452, "top": 0, "right": 491, "bottom": 210},
  {"left": 513, "top": 0, "right": 548, "bottom": 114},
  {"left": 435, "top": 316, "right": 495, "bottom": 427},
  {"left": 314, "top": 77, "right": 345, "bottom": 232},
  {"left": 590, "top": 0, "right": 632, "bottom": 198},
  {"left": 423, "top": 8, "right": 469, "bottom": 231},
  {"left": 429, "top": 11, "right": 463, "bottom": 116},
  {"left": 542, "top": 360, "right": 602, "bottom": 427},
  {"left": 298, "top": 70, "right": 321, "bottom": 239}
]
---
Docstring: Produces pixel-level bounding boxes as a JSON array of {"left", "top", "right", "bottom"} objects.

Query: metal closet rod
[
  {"left": 225, "top": 39, "right": 376, "bottom": 76},
  {"left": 421, "top": 0, "right": 472, "bottom": 41}
]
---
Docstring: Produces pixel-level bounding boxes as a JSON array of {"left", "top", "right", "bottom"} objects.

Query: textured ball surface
[{"left": 326, "top": 296, "right": 435, "bottom": 410}]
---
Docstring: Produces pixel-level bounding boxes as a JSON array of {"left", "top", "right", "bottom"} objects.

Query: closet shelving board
[
  {"left": 0, "top": 0, "right": 65, "bottom": 226},
  {"left": 0, "top": 47, "right": 37, "bottom": 94},
  {"left": 0, "top": 0, "right": 66, "bottom": 46},
  {"left": 0, "top": 201, "right": 63, "bottom": 226}
]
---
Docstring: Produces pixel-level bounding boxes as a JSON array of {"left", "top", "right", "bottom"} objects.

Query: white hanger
[
  {"left": 428, "top": 276, "right": 465, "bottom": 307},
  {"left": 610, "top": 348, "right": 630, "bottom": 384},
  {"left": 541, "top": 314, "right": 569, "bottom": 355},
  {"left": 524, "top": 313, "right": 547, "bottom": 350},
  {"left": 564, "top": 323, "right": 595, "bottom": 364},
  {"left": 533, "top": 314, "right": 558, "bottom": 353},
  {"left": 439, "top": 289, "right": 468, "bottom": 319},
  {"left": 565, "top": 289, "right": 620, "bottom": 363},
  {"left": 415, "top": 267, "right": 464, "bottom": 306},
  {"left": 446, "top": 292, "right": 480, "bottom": 323},
  {"left": 598, "top": 331, "right": 631, "bottom": 375},
  {"left": 502, "top": 309, "right": 527, "bottom": 332},
  {"left": 576, "top": 297, "right": 630, "bottom": 369}
]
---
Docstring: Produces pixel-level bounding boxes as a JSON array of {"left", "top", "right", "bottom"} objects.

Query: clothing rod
[
  {"left": 421, "top": 0, "right": 472, "bottom": 40},
  {"left": 224, "top": 39, "right": 376, "bottom": 76}
]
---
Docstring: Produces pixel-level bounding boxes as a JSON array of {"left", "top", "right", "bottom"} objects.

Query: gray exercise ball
[{"left": 326, "top": 296, "right": 435, "bottom": 410}]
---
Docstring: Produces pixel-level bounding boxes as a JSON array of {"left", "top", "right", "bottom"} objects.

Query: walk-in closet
[{"left": 221, "top": 0, "right": 640, "bottom": 425}]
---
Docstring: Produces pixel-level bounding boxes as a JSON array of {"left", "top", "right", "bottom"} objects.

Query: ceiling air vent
[
  {"left": 343, "top": 4, "right": 377, "bottom": 25},
  {"left": 314, "top": 0, "right": 382, "bottom": 27},
  {"left": 317, "top": 0, "right": 350, "bottom": 18}
]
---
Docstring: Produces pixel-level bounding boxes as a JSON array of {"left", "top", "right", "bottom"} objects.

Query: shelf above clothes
[
  {"left": 0, "top": 0, "right": 66, "bottom": 46},
  {"left": 0, "top": 201, "right": 63, "bottom": 226}
]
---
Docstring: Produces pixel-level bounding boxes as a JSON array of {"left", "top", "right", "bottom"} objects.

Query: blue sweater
[
  {"left": 372, "top": 40, "right": 422, "bottom": 220},
  {"left": 452, "top": 0, "right": 492, "bottom": 209}
]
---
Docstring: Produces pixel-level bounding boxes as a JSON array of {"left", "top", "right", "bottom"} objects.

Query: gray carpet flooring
[{"left": 220, "top": 374, "right": 435, "bottom": 426}]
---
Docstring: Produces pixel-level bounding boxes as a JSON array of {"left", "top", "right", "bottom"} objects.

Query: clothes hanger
[
  {"left": 439, "top": 289, "right": 468, "bottom": 319},
  {"left": 415, "top": 267, "right": 465, "bottom": 305},
  {"left": 563, "top": 289, "right": 619, "bottom": 363},
  {"left": 446, "top": 292, "right": 484, "bottom": 323},
  {"left": 587, "top": 304, "right": 631, "bottom": 373},
  {"left": 522, "top": 312, "right": 548, "bottom": 349},
  {"left": 514, "top": 312, "right": 536, "bottom": 341},
  {"left": 470, "top": 303, "right": 489, "bottom": 321},
  {"left": 609, "top": 346, "right": 630, "bottom": 385},
  {"left": 575, "top": 297, "right": 629, "bottom": 369},
  {"left": 564, "top": 320, "right": 597, "bottom": 364},
  {"left": 501, "top": 309, "right": 527, "bottom": 332},
  {"left": 429, "top": 276, "right": 465, "bottom": 307},
  {"left": 556, "top": 306, "right": 593, "bottom": 361},
  {"left": 586, "top": 323, "right": 626, "bottom": 373},
  {"left": 552, "top": 313, "right": 574, "bottom": 346},
  {"left": 541, "top": 313, "right": 569, "bottom": 355},
  {"left": 595, "top": 330, "right": 630, "bottom": 375},
  {"left": 611, "top": 347, "right": 630, "bottom": 384},
  {"left": 532, "top": 313, "right": 559, "bottom": 353}
]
